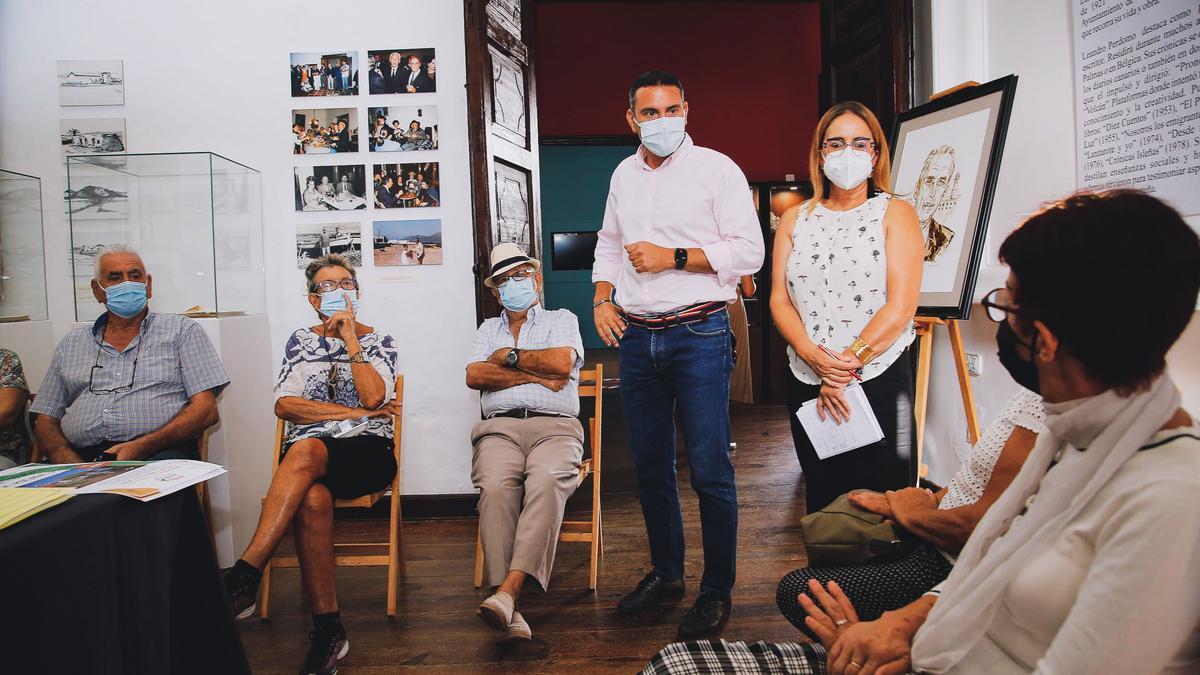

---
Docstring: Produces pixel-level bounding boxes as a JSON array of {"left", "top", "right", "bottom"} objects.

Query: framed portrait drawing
[{"left": 889, "top": 74, "right": 1018, "bottom": 319}]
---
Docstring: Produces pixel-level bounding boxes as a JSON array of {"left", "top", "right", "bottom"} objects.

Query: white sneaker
[
  {"left": 477, "top": 590, "right": 514, "bottom": 630},
  {"left": 497, "top": 611, "right": 532, "bottom": 643}
]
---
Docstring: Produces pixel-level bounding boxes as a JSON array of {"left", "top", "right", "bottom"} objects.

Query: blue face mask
[
  {"left": 103, "top": 281, "right": 148, "bottom": 318},
  {"left": 634, "top": 114, "right": 687, "bottom": 158},
  {"left": 318, "top": 290, "right": 360, "bottom": 316},
  {"left": 497, "top": 276, "right": 538, "bottom": 312}
]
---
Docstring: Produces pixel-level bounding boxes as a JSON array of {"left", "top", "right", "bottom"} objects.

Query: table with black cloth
[{"left": 0, "top": 488, "right": 250, "bottom": 674}]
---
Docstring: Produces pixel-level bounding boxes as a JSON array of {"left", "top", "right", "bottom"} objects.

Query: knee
[
  {"left": 297, "top": 485, "right": 333, "bottom": 522},
  {"left": 284, "top": 438, "right": 328, "bottom": 474},
  {"left": 524, "top": 467, "right": 570, "bottom": 499},
  {"left": 776, "top": 569, "right": 811, "bottom": 613}
]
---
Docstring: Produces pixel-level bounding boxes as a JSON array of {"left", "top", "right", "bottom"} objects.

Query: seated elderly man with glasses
[
  {"left": 466, "top": 243, "right": 586, "bottom": 643},
  {"left": 222, "top": 253, "right": 399, "bottom": 675},
  {"left": 31, "top": 245, "right": 229, "bottom": 463}
]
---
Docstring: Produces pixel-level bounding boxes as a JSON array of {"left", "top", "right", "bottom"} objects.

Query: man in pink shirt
[{"left": 592, "top": 70, "right": 764, "bottom": 639}]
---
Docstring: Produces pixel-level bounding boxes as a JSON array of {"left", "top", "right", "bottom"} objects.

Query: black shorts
[{"left": 281, "top": 434, "right": 396, "bottom": 500}]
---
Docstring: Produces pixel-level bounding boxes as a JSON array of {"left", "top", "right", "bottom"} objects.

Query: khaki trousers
[{"left": 471, "top": 415, "right": 584, "bottom": 591}]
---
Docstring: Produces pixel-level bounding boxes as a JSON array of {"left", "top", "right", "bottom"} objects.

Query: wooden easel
[{"left": 913, "top": 82, "right": 983, "bottom": 479}]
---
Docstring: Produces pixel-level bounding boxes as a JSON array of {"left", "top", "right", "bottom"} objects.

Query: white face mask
[
  {"left": 822, "top": 148, "right": 874, "bottom": 191},
  {"left": 634, "top": 115, "right": 687, "bottom": 158}
]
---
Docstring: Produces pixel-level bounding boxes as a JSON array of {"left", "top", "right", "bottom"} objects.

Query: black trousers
[{"left": 785, "top": 351, "right": 916, "bottom": 514}]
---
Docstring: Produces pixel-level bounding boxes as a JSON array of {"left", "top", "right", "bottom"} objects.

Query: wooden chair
[
  {"left": 260, "top": 375, "right": 406, "bottom": 618},
  {"left": 473, "top": 364, "right": 604, "bottom": 590}
]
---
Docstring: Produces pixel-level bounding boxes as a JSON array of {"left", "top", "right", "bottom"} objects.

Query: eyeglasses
[
  {"left": 495, "top": 270, "right": 535, "bottom": 287},
  {"left": 313, "top": 278, "right": 359, "bottom": 293},
  {"left": 980, "top": 288, "right": 1019, "bottom": 322},
  {"left": 821, "top": 137, "right": 876, "bottom": 153},
  {"left": 89, "top": 340, "right": 141, "bottom": 395}
]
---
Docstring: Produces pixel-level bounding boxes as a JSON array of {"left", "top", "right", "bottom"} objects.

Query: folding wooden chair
[
  {"left": 474, "top": 364, "right": 604, "bottom": 590},
  {"left": 260, "top": 375, "right": 406, "bottom": 618}
]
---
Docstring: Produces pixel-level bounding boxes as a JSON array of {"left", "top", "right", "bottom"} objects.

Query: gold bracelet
[{"left": 849, "top": 337, "right": 876, "bottom": 365}]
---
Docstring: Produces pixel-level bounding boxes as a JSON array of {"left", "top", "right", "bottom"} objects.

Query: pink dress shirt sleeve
[
  {"left": 700, "top": 162, "right": 764, "bottom": 286},
  {"left": 592, "top": 172, "right": 624, "bottom": 287}
]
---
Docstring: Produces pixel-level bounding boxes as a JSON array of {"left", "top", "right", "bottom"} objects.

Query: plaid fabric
[
  {"left": 30, "top": 312, "right": 229, "bottom": 447},
  {"left": 466, "top": 305, "right": 584, "bottom": 417},
  {"left": 642, "top": 640, "right": 827, "bottom": 675}
]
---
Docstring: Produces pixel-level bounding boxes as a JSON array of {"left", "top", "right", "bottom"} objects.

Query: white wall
[
  {"left": 0, "top": 0, "right": 483, "bottom": 495},
  {"left": 922, "top": 0, "right": 1200, "bottom": 483}
]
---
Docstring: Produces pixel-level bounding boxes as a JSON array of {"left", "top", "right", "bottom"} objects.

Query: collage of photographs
[{"left": 291, "top": 49, "right": 442, "bottom": 269}]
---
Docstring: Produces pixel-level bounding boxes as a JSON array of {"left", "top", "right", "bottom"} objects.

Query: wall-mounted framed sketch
[
  {"left": 367, "top": 105, "right": 438, "bottom": 153},
  {"left": 372, "top": 162, "right": 440, "bottom": 209},
  {"left": 290, "top": 52, "right": 358, "bottom": 97},
  {"left": 294, "top": 165, "right": 366, "bottom": 211},
  {"left": 889, "top": 74, "right": 1018, "bottom": 319},
  {"left": 366, "top": 49, "right": 436, "bottom": 94},
  {"left": 60, "top": 118, "right": 126, "bottom": 158},
  {"left": 57, "top": 60, "right": 124, "bottom": 106}
]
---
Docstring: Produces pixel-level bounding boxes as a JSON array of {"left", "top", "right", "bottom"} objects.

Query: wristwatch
[
  {"left": 348, "top": 351, "right": 367, "bottom": 364},
  {"left": 504, "top": 348, "right": 521, "bottom": 368},
  {"left": 674, "top": 248, "right": 688, "bottom": 270}
]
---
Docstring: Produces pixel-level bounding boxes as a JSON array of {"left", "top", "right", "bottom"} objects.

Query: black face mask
[{"left": 996, "top": 319, "right": 1040, "bottom": 394}]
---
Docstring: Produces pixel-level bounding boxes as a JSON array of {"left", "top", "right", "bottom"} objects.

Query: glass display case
[
  {"left": 0, "top": 170, "right": 47, "bottom": 322},
  {"left": 65, "top": 152, "right": 264, "bottom": 320}
]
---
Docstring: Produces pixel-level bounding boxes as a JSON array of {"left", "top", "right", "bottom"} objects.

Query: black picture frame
[{"left": 889, "top": 74, "right": 1018, "bottom": 319}]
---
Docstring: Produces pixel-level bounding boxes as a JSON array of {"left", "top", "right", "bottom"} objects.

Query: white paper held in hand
[{"left": 795, "top": 384, "right": 885, "bottom": 459}]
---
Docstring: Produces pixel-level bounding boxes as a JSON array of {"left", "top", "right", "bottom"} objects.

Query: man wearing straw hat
[{"left": 465, "top": 243, "right": 587, "bottom": 643}]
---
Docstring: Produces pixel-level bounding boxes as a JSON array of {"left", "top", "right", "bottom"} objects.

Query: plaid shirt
[
  {"left": 466, "top": 305, "right": 584, "bottom": 417},
  {"left": 30, "top": 312, "right": 229, "bottom": 447},
  {"left": 643, "top": 640, "right": 827, "bottom": 675}
]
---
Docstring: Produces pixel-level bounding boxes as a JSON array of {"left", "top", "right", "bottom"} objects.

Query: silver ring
[
  {"left": 835, "top": 618, "right": 849, "bottom": 626},
  {"left": 848, "top": 661, "right": 863, "bottom": 670}
]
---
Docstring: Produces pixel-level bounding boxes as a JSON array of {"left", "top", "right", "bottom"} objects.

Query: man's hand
[
  {"left": 105, "top": 438, "right": 150, "bottom": 461},
  {"left": 488, "top": 347, "right": 513, "bottom": 365},
  {"left": 365, "top": 400, "right": 402, "bottom": 419},
  {"left": 625, "top": 242, "right": 674, "bottom": 274},
  {"left": 848, "top": 491, "right": 895, "bottom": 520},
  {"left": 406, "top": 84, "right": 417, "bottom": 93},
  {"left": 594, "top": 302, "right": 626, "bottom": 347},
  {"left": 535, "top": 375, "right": 569, "bottom": 392}
]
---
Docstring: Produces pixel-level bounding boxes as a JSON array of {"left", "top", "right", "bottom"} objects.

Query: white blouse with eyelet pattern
[{"left": 785, "top": 193, "right": 915, "bottom": 385}]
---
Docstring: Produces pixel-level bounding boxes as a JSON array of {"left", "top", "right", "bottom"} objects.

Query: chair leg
[
  {"left": 259, "top": 559, "right": 272, "bottom": 620},
  {"left": 589, "top": 511, "right": 601, "bottom": 591},
  {"left": 387, "top": 493, "right": 400, "bottom": 617},
  {"left": 473, "top": 527, "right": 484, "bottom": 589}
]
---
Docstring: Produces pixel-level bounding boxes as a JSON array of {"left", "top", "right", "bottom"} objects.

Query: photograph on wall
[
  {"left": 290, "top": 52, "right": 358, "bottom": 97},
  {"left": 367, "top": 106, "right": 438, "bottom": 152},
  {"left": 63, "top": 176, "right": 128, "bottom": 219},
  {"left": 889, "top": 75, "right": 1017, "bottom": 319},
  {"left": 366, "top": 49, "right": 436, "bottom": 94},
  {"left": 57, "top": 60, "right": 125, "bottom": 106},
  {"left": 294, "top": 165, "right": 367, "bottom": 211},
  {"left": 60, "top": 118, "right": 126, "bottom": 158},
  {"left": 373, "top": 219, "right": 442, "bottom": 266},
  {"left": 296, "top": 222, "right": 361, "bottom": 268},
  {"left": 292, "top": 108, "right": 358, "bottom": 154},
  {"left": 372, "top": 162, "right": 440, "bottom": 209}
]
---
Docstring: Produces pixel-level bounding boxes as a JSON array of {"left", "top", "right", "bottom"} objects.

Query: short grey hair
[
  {"left": 93, "top": 244, "right": 143, "bottom": 283},
  {"left": 304, "top": 253, "right": 357, "bottom": 293}
]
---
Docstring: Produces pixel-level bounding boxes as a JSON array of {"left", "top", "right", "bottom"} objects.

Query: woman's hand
[
  {"left": 324, "top": 292, "right": 358, "bottom": 340},
  {"left": 828, "top": 612, "right": 917, "bottom": 675},
  {"left": 798, "top": 579, "right": 859, "bottom": 650},
  {"left": 848, "top": 491, "right": 894, "bottom": 520},
  {"left": 885, "top": 487, "right": 937, "bottom": 525},
  {"left": 803, "top": 346, "right": 858, "bottom": 387},
  {"left": 817, "top": 384, "right": 852, "bottom": 424}
]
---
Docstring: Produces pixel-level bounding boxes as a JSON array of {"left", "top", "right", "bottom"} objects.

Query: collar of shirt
[
  {"left": 633, "top": 133, "right": 695, "bottom": 171},
  {"left": 91, "top": 311, "right": 154, "bottom": 351},
  {"left": 500, "top": 303, "right": 543, "bottom": 330}
]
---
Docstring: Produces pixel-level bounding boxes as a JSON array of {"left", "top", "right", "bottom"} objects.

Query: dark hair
[
  {"left": 999, "top": 189, "right": 1200, "bottom": 394},
  {"left": 304, "top": 253, "right": 357, "bottom": 293},
  {"left": 628, "top": 70, "right": 684, "bottom": 111}
]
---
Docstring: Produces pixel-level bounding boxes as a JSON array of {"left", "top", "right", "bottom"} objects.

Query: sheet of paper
[
  {"left": 795, "top": 385, "right": 885, "bottom": 460},
  {"left": 0, "top": 488, "right": 74, "bottom": 529},
  {"left": 0, "top": 460, "right": 225, "bottom": 502}
]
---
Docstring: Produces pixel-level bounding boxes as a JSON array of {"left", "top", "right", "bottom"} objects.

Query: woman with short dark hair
[{"left": 646, "top": 189, "right": 1200, "bottom": 675}]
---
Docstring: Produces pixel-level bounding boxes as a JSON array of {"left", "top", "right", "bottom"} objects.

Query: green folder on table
[{"left": 0, "top": 487, "right": 75, "bottom": 530}]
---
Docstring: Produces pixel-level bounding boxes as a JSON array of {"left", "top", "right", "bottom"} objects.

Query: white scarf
[{"left": 910, "top": 374, "right": 1181, "bottom": 672}]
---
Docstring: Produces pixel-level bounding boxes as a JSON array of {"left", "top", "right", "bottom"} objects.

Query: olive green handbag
[{"left": 799, "top": 491, "right": 917, "bottom": 566}]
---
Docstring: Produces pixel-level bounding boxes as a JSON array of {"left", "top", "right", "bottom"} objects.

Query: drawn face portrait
[{"left": 915, "top": 150, "right": 956, "bottom": 222}]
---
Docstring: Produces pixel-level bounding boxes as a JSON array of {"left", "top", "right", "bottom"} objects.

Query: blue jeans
[{"left": 619, "top": 309, "right": 737, "bottom": 595}]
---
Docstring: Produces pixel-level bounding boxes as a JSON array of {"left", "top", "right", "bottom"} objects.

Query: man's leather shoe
[
  {"left": 677, "top": 592, "right": 731, "bottom": 639},
  {"left": 617, "top": 572, "right": 685, "bottom": 614}
]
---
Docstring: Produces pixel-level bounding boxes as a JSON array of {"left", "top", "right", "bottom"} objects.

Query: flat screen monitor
[{"left": 551, "top": 231, "right": 598, "bottom": 271}]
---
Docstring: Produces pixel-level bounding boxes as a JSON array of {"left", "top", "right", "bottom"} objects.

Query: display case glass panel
[
  {"left": 0, "top": 170, "right": 48, "bottom": 322},
  {"left": 66, "top": 152, "right": 264, "bottom": 320}
]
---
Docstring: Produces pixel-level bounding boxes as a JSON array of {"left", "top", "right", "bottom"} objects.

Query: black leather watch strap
[{"left": 674, "top": 247, "right": 688, "bottom": 270}]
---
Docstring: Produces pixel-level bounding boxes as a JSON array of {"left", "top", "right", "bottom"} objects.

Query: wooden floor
[{"left": 237, "top": 404, "right": 811, "bottom": 673}]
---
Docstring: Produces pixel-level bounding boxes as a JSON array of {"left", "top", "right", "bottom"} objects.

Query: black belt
[
  {"left": 625, "top": 301, "right": 727, "bottom": 330},
  {"left": 488, "top": 409, "right": 571, "bottom": 420}
]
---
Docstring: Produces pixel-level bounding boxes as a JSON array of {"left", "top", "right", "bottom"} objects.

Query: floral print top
[{"left": 0, "top": 349, "right": 30, "bottom": 463}]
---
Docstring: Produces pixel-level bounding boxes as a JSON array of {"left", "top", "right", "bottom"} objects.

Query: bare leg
[
  {"left": 239, "top": 438, "right": 329, "bottom": 569},
  {"left": 294, "top": 482, "right": 339, "bottom": 615}
]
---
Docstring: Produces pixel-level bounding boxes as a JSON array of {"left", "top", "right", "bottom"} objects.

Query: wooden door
[
  {"left": 464, "top": 0, "right": 543, "bottom": 320},
  {"left": 820, "top": 0, "right": 914, "bottom": 134}
]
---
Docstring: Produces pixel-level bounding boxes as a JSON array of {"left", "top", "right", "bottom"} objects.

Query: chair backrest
[
  {"left": 272, "top": 375, "right": 405, "bottom": 478},
  {"left": 577, "top": 364, "right": 603, "bottom": 478}
]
